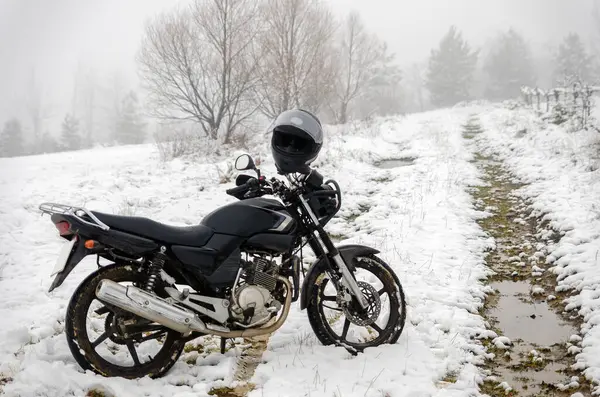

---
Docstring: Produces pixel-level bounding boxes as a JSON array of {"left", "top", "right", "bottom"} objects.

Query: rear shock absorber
[{"left": 145, "top": 246, "right": 167, "bottom": 292}]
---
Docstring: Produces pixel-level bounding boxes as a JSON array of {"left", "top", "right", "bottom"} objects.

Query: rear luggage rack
[{"left": 39, "top": 202, "right": 110, "bottom": 231}]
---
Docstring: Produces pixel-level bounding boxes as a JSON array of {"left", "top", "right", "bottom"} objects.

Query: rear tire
[{"left": 65, "top": 263, "right": 187, "bottom": 379}]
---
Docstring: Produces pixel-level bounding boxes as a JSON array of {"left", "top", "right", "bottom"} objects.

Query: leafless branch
[{"left": 138, "top": 0, "right": 260, "bottom": 143}]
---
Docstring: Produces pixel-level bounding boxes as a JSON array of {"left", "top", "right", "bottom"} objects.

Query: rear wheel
[
  {"left": 306, "top": 255, "right": 407, "bottom": 352},
  {"left": 65, "top": 263, "right": 187, "bottom": 379}
]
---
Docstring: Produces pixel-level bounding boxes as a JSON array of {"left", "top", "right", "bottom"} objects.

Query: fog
[{"left": 0, "top": 0, "right": 597, "bottom": 152}]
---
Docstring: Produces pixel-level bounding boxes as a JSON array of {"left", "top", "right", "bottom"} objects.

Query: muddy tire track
[
  {"left": 463, "top": 115, "right": 591, "bottom": 397},
  {"left": 178, "top": 333, "right": 270, "bottom": 397}
]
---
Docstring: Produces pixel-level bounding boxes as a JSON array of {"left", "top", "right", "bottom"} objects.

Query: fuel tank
[{"left": 200, "top": 197, "right": 295, "bottom": 237}]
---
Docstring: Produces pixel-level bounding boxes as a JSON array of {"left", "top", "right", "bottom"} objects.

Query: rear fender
[
  {"left": 299, "top": 244, "right": 380, "bottom": 310},
  {"left": 46, "top": 215, "right": 157, "bottom": 292},
  {"left": 48, "top": 237, "right": 89, "bottom": 292}
]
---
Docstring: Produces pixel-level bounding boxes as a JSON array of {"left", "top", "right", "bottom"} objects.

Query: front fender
[{"left": 299, "top": 244, "right": 380, "bottom": 310}]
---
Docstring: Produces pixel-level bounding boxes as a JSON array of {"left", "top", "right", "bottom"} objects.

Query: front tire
[
  {"left": 65, "top": 263, "right": 187, "bottom": 379},
  {"left": 306, "top": 254, "right": 407, "bottom": 351}
]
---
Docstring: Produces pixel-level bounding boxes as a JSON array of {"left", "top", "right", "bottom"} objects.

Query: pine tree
[
  {"left": 0, "top": 118, "right": 25, "bottom": 157},
  {"left": 40, "top": 131, "right": 59, "bottom": 153},
  {"left": 114, "top": 91, "right": 146, "bottom": 145},
  {"left": 426, "top": 26, "right": 478, "bottom": 107},
  {"left": 484, "top": 29, "right": 536, "bottom": 101},
  {"left": 555, "top": 33, "right": 593, "bottom": 83},
  {"left": 61, "top": 114, "right": 82, "bottom": 151}
]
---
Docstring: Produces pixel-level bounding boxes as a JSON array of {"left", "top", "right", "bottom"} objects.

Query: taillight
[{"left": 55, "top": 221, "right": 71, "bottom": 236}]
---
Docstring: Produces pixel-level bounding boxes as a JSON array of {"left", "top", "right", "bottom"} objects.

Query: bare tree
[
  {"left": 254, "top": 0, "right": 337, "bottom": 118},
  {"left": 354, "top": 45, "right": 403, "bottom": 119},
  {"left": 26, "top": 69, "right": 52, "bottom": 153},
  {"left": 72, "top": 63, "right": 98, "bottom": 148},
  {"left": 138, "top": 0, "right": 260, "bottom": 143},
  {"left": 329, "top": 11, "right": 388, "bottom": 124}
]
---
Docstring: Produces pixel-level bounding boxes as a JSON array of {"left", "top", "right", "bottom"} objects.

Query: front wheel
[
  {"left": 306, "top": 255, "right": 407, "bottom": 352},
  {"left": 64, "top": 263, "right": 187, "bottom": 379}
]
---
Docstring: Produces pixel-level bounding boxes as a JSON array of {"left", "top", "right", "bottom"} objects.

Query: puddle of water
[
  {"left": 487, "top": 280, "right": 579, "bottom": 396},
  {"left": 496, "top": 362, "right": 568, "bottom": 396},
  {"left": 489, "top": 281, "right": 575, "bottom": 346},
  {"left": 375, "top": 158, "right": 415, "bottom": 168}
]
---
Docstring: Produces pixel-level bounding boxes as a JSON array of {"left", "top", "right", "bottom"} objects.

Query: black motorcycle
[{"left": 40, "top": 154, "right": 406, "bottom": 379}]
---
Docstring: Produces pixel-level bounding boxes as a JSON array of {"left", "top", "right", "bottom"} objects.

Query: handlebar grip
[{"left": 226, "top": 184, "right": 249, "bottom": 196}]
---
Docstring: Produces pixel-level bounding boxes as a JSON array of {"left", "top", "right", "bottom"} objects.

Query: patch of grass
[
  {"left": 327, "top": 311, "right": 343, "bottom": 325},
  {"left": 85, "top": 389, "right": 108, "bottom": 397},
  {"left": 370, "top": 175, "right": 393, "bottom": 183},
  {"left": 184, "top": 343, "right": 204, "bottom": 354},
  {"left": 479, "top": 379, "right": 518, "bottom": 397},
  {"left": 329, "top": 233, "right": 349, "bottom": 241},
  {"left": 442, "top": 371, "right": 459, "bottom": 383},
  {"left": 208, "top": 384, "right": 256, "bottom": 397},
  {"left": 510, "top": 355, "right": 549, "bottom": 372},
  {"left": 208, "top": 387, "right": 238, "bottom": 397}
]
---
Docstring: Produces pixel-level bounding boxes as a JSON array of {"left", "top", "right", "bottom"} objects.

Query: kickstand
[{"left": 220, "top": 337, "right": 227, "bottom": 354}]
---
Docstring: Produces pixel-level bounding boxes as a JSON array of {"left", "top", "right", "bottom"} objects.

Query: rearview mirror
[{"left": 234, "top": 154, "right": 256, "bottom": 171}]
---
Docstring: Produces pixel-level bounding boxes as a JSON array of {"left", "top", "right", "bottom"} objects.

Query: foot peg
[{"left": 180, "top": 288, "right": 190, "bottom": 300}]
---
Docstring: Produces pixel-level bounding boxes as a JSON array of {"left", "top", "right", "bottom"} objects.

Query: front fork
[
  {"left": 331, "top": 253, "right": 369, "bottom": 309},
  {"left": 297, "top": 194, "right": 369, "bottom": 309}
]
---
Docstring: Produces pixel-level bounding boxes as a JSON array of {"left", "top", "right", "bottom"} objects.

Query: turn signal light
[{"left": 84, "top": 240, "right": 97, "bottom": 249}]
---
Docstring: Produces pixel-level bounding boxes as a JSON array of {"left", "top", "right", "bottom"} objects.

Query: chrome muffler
[
  {"left": 95, "top": 279, "right": 207, "bottom": 335},
  {"left": 95, "top": 276, "right": 294, "bottom": 339}
]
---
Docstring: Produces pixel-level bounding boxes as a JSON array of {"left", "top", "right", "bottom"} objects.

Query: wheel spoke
[
  {"left": 322, "top": 305, "right": 342, "bottom": 312},
  {"left": 370, "top": 323, "right": 383, "bottom": 334},
  {"left": 126, "top": 342, "right": 141, "bottom": 366},
  {"left": 341, "top": 318, "right": 351, "bottom": 341},
  {"left": 91, "top": 332, "right": 109, "bottom": 348}
]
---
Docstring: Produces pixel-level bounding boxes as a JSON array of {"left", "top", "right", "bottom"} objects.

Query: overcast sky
[{"left": 0, "top": 0, "right": 596, "bottom": 131}]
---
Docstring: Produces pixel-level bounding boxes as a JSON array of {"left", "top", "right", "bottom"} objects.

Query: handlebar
[{"left": 225, "top": 171, "right": 340, "bottom": 210}]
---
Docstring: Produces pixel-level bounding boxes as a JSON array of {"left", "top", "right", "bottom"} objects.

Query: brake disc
[{"left": 338, "top": 281, "right": 381, "bottom": 326}]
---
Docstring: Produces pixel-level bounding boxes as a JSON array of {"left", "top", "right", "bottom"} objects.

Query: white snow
[
  {"left": 531, "top": 286, "right": 545, "bottom": 295},
  {"left": 0, "top": 109, "right": 494, "bottom": 396},
  {"left": 492, "top": 336, "right": 512, "bottom": 349},
  {"left": 570, "top": 334, "right": 583, "bottom": 343}
]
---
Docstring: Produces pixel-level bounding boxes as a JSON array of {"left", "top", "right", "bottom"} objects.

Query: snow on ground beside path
[
  {"left": 0, "top": 109, "right": 492, "bottom": 397},
  {"left": 476, "top": 104, "right": 600, "bottom": 393}
]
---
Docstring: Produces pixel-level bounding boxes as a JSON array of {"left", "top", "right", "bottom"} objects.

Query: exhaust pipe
[
  {"left": 95, "top": 279, "right": 207, "bottom": 335},
  {"left": 95, "top": 276, "right": 293, "bottom": 338}
]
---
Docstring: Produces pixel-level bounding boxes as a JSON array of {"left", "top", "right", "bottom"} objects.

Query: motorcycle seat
[{"left": 91, "top": 212, "right": 214, "bottom": 247}]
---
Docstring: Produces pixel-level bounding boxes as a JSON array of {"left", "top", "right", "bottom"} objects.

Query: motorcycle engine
[{"left": 230, "top": 256, "right": 282, "bottom": 326}]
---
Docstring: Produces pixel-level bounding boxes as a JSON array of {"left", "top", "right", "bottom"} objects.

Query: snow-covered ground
[
  {"left": 0, "top": 109, "right": 496, "bottom": 397},
  {"left": 475, "top": 103, "right": 600, "bottom": 393}
]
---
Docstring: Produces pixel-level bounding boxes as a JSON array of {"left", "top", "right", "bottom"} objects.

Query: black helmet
[{"left": 270, "top": 109, "right": 323, "bottom": 174}]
